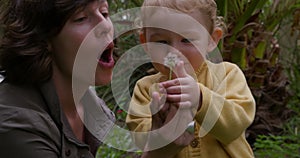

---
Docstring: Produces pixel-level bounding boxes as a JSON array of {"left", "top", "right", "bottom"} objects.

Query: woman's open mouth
[{"left": 98, "top": 42, "right": 115, "bottom": 68}]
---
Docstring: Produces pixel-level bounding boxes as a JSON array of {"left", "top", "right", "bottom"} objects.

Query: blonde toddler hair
[{"left": 141, "top": 0, "right": 225, "bottom": 34}]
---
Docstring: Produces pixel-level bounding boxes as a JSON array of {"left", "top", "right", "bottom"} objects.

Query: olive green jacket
[{"left": 0, "top": 80, "right": 115, "bottom": 158}]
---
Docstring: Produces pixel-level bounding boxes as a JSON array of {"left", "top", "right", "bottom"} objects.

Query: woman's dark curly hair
[{"left": 0, "top": 0, "right": 95, "bottom": 85}]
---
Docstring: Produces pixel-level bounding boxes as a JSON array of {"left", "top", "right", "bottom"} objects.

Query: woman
[{"left": 0, "top": 0, "right": 115, "bottom": 157}]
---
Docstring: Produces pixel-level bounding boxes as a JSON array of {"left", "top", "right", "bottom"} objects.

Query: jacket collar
[{"left": 39, "top": 80, "right": 63, "bottom": 128}]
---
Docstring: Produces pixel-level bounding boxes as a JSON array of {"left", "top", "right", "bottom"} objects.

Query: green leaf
[
  {"left": 229, "top": 0, "right": 269, "bottom": 43},
  {"left": 216, "top": 0, "right": 228, "bottom": 20},
  {"left": 231, "top": 46, "right": 247, "bottom": 69},
  {"left": 254, "top": 41, "right": 267, "bottom": 59}
]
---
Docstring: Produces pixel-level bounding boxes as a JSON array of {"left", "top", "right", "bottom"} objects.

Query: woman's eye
[{"left": 74, "top": 17, "right": 87, "bottom": 22}]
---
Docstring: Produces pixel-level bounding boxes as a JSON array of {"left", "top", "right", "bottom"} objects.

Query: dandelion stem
[{"left": 169, "top": 68, "right": 172, "bottom": 80}]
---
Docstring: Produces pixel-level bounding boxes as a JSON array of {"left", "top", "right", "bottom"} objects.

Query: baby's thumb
[{"left": 175, "top": 61, "right": 187, "bottom": 78}]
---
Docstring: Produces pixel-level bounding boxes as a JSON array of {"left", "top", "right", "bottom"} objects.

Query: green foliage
[
  {"left": 254, "top": 109, "right": 300, "bottom": 157},
  {"left": 96, "top": 129, "right": 142, "bottom": 158},
  {"left": 287, "top": 63, "right": 300, "bottom": 113},
  {"left": 97, "top": 144, "right": 141, "bottom": 158},
  {"left": 215, "top": 0, "right": 300, "bottom": 147},
  {"left": 254, "top": 134, "right": 300, "bottom": 158},
  {"left": 253, "top": 11, "right": 300, "bottom": 157},
  {"left": 216, "top": 0, "right": 299, "bottom": 69},
  {"left": 96, "top": 145, "right": 131, "bottom": 158},
  {"left": 109, "top": 0, "right": 143, "bottom": 14}
]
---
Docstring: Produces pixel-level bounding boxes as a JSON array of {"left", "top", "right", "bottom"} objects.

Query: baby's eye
[
  {"left": 155, "top": 40, "right": 168, "bottom": 44},
  {"left": 182, "top": 38, "right": 193, "bottom": 43}
]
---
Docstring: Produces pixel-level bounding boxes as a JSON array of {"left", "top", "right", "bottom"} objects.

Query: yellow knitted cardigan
[{"left": 126, "top": 61, "right": 255, "bottom": 158}]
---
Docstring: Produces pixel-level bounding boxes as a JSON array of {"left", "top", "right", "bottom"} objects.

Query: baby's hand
[
  {"left": 149, "top": 91, "right": 169, "bottom": 129},
  {"left": 147, "top": 92, "right": 195, "bottom": 149},
  {"left": 160, "top": 61, "right": 200, "bottom": 112}
]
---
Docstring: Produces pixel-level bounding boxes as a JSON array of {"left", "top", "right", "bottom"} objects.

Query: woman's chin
[
  {"left": 94, "top": 65, "right": 113, "bottom": 86},
  {"left": 95, "top": 74, "right": 112, "bottom": 86}
]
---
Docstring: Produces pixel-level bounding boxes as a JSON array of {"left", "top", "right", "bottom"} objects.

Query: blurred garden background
[{"left": 96, "top": 0, "right": 300, "bottom": 157}]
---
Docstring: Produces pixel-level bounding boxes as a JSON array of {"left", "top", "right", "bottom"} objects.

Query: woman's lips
[{"left": 98, "top": 42, "right": 115, "bottom": 68}]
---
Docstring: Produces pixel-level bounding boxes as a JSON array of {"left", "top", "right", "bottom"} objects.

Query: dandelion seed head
[{"left": 164, "top": 52, "right": 179, "bottom": 68}]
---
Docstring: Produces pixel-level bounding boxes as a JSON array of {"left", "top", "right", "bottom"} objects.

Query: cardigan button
[
  {"left": 80, "top": 154, "right": 85, "bottom": 158},
  {"left": 190, "top": 139, "right": 199, "bottom": 148},
  {"left": 65, "top": 149, "right": 71, "bottom": 156}
]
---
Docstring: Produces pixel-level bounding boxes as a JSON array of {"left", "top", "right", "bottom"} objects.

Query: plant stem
[{"left": 169, "top": 68, "right": 172, "bottom": 80}]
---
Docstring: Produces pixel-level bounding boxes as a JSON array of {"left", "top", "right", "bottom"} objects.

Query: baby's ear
[
  {"left": 139, "top": 30, "right": 146, "bottom": 44},
  {"left": 207, "top": 27, "right": 223, "bottom": 52},
  {"left": 139, "top": 30, "right": 148, "bottom": 51}
]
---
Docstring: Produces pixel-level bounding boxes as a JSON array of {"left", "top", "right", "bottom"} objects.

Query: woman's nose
[{"left": 94, "top": 14, "right": 112, "bottom": 38}]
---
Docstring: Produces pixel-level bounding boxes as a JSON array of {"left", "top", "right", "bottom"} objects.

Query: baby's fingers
[
  {"left": 166, "top": 93, "right": 189, "bottom": 103},
  {"left": 169, "top": 101, "right": 194, "bottom": 109},
  {"left": 174, "top": 61, "right": 188, "bottom": 78},
  {"left": 150, "top": 91, "right": 168, "bottom": 116},
  {"left": 150, "top": 92, "right": 161, "bottom": 114}
]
